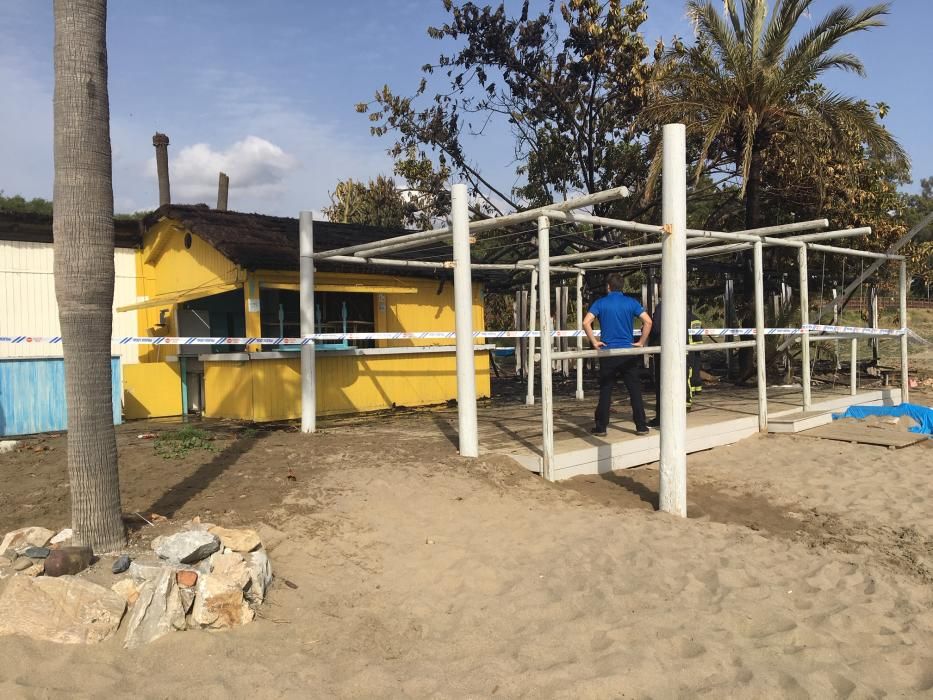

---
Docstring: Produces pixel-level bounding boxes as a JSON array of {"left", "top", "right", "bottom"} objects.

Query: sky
[{"left": 0, "top": 0, "right": 930, "bottom": 217}]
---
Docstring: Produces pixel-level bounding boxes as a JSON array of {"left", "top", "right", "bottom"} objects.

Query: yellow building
[{"left": 121, "top": 205, "right": 491, "bottom": 422}]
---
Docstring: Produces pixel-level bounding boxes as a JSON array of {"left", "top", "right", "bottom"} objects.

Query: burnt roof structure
[
  {"left": 141, "top": 204, "right": 502, "bottom": 282},
  {"left": 0, "top": 211, "right": 143, "bottom": 248}
]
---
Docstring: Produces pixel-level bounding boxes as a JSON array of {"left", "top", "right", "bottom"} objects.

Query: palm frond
[
  {"left": 687, "top": 1, "right": 743, "bottom": 75},
  {"left": 762, "top": 0, "right": 816, "bottom": 64},
  {"left": 742, "top": 0, "right": 768, "bottom": 59},
  {"left": 810, "top": 91, "right": 909, "bottom": 167},
  {"left": 738, "top": 108, "right": 760, "bottom": 195},
  {"left": 784, "top": 3, "right": 890, "bottom": 89}
]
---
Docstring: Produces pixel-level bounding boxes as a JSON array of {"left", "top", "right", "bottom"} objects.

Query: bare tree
[{"left": 53, "top": 0, "right": 124, "bottom": 552}]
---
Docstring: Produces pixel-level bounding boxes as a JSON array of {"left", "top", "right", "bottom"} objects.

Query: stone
[
  {"left": 176, "top": 570, "right": 198, "bottom": 588},
  {"left": 129, "top": 560, "right": 169, "bottom": 582},
  {"left": 123, "top": 567, "right": 187, "bottom": 649},
  {"left": 209, "top": 552, "right": 251, "bottom": 589},
  {"left": 13, "top": 557, "right": 33, "bottom": 572},
  {"left": 179, "top": 586, "right": 196, "bottom": 614},
  {"left": 23, "top": 547, "right": 50, "bottom": 559},
  {"left": 245, "top": 550, "right": 273, "bottom": 603},
  {"left": 112, "top": 555, "right": 130, "bottom": 574},
  {"left": 0, "top": 440, "right": 19, "bottom": 454},
  {"left": 0, "top": 555, "right": 12, "bottom": 568},
  {"left": 151, "top": 530, "right": 220, "bottom": 564},
  {"left": 208, "top": 526, "right": 261, "bottom": 553},
  {"left": 44, "top": 546, "right": 94, "bottom": 577},
  {"left": 111, "top": 578, "right": 140, "bottom": 606},
  {"left": 49, "top": 528, "right": 73, "bottom": 545},
  {"left": 0, "top": 527, "right": 55, "bottom": 555},
  {"left": 23, "top": 562, "right": 44, "bottom": 577},
  {"left": 190, "top": 573, "right": 254, "bottom": 629},
  {"left": 0, "top": 575, "right": 125, "bottom": 644}
]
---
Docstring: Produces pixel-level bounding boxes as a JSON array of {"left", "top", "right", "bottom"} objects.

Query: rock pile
[{"left": 0, "top": 522, "right": 275, "bottom": 648}]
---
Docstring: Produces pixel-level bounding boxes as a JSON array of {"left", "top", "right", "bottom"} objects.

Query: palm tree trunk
[{"left": 53, "top": 0, "right": 125, "bottom": 552}]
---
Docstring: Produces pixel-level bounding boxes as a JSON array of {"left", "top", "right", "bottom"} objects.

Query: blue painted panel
[{"left": 0, "top": 356, "right": 122, "bottom": 437}]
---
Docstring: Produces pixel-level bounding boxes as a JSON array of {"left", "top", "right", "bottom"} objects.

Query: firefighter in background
[{"left": 647, "top": 294, "right": 703, "bottom": 429}]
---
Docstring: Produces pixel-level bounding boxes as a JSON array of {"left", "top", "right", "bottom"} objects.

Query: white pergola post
[
  {"left": 659, "top": 123, "right": 688, "bottom": 518},
  {"left": 753, "top": 241, "right": 767, "bottom": 431},
  {"left": 899, "top": 260, "right": 910, "bottom": 403},
  {"left": 850, "top": 338, "right": 858, "bottom": 396},
  {"left": 537, "top": 215, "right": 555, "bottom": 480},
  {"left": 798, "top": 246, "right": 812, "bottom": 410},
  {"left": 299, "top": 211, "right": 316, "bottom": 433},
  {"left": 451, "top": 184, "right": 478, "bottom": 457},
  {"left": 526, "top": 268, "right": 538, "bottom": 405},
  {"left": 575, "top": 272, "right": 584, "bottom": 400}
]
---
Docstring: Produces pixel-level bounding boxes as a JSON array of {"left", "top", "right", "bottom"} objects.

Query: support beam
[
  {"left": 313, "top": 186, "right": 630, "bottom": 260},
  {"left": 812, "top": 210, "right": 933, "bottom": 323},
  {"left": 753, "top": 241, "right": 768, "bottom": 432},
  {"left": 659, "top": 123, "right": 687, "bottom": 518},
  {"left": 799, "top": 246, "right": 812, "bottom": 410},
  {"left": 299, "top": 212, "right": 316, "bottom": 433},
  {"left": 451, "top": 184, "right": 478, "bottom": 458},
  {"left": 537, "top": 216, "right": 555, "bottom": 480},
  {"left": 575, "top": 272, "right": 584, "bottom": 399},
  {"left": 526, "top": 268, "right": 538, "bottom": 406},
  {"left": 900, "top": 260, "right": 910, "bottom": 403},
  {"left": 850, "top": 338, "right": 858, "bottom": 396}
]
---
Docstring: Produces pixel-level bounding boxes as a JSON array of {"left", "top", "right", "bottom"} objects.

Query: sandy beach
[{"left": 0, "top": 391, "right": 931, "bottom": 698}]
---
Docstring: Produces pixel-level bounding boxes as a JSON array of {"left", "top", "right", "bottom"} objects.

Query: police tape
[{"left": 0, "top": 325, "right": 908, "bottom": 346}]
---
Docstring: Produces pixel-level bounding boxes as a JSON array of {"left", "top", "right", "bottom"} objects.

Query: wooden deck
[{"left": 478, "top": 384, "right": 903, "bottom": 480}]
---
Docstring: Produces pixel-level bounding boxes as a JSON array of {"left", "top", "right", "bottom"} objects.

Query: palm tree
[
  {"left": 644, "top": 0, "right": 908, "bottom": 229},
  {"left": 53, "top": 0, "right": 125, "bottom": 552}
]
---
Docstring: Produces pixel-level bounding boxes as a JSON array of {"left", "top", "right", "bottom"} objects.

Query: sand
[{"left": 0, "top": 394, "right": 931, "bottom": 698}]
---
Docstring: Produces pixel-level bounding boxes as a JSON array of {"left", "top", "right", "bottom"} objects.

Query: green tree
[
  {"left": 0, "top": 192, "right": 54, "bottom": 214},
  {"left": 53, "top": 0, "right": 125, "bottom": 552},
  {"left": 643, "top": 0, "right": 908, "bottom": 230},
  {"left": 358, "top": 0, "right": 657, "bottom": 227},
  {"left": 322, "top": 175, "right": 417, "bottom": 229}
]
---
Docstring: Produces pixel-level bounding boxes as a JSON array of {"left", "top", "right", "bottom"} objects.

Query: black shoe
[
  {"left": 635, "top": 427, "right": 650, "bottom": 436},
  {"left": 648, "top": 417, "right": 661, "bottom": 428},
  {"left": 590, "top": 427, "right": 608, "bottom": 437}
]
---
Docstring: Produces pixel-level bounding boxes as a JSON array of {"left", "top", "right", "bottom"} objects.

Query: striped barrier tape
[{"left": 0, "top": 324, "right": 909, "bottom": 345}]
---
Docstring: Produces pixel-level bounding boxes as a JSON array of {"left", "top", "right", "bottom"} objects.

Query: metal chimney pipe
[
  {"left": 217, "top": 172, "right": 229, "bottom": 211},
  {"left": 152, "top": 132, "right": 171, "bottom": 206}
]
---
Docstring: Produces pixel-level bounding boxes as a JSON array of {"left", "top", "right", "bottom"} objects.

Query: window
[{"left": 259, "top": 289, "right": 375, "bottom": 350}]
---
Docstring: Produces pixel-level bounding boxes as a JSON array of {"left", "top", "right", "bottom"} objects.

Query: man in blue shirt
[{"left": 582, "top": 273, "right": 653, "bottom": 437}]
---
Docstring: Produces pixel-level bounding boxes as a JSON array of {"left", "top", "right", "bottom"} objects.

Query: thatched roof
[
  {"left": 0, "top": 211, "right": 142, "bottom": 248},
  {"left": 142, "top": 204, "right": 488, "bottom": 281}
]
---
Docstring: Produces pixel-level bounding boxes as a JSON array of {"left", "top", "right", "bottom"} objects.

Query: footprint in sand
[{"left": 589, "top": 630, "right": 612, "bottom": 652}]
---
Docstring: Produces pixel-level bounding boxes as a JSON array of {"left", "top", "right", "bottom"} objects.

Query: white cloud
[{"left": 157, "top": 136, "right": 298, "bottom": 202}]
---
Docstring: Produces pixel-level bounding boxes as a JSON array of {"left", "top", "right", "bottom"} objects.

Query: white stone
[
  {"left": 122, "top": 567, "right": 187, "bottom": 649},
  {"left": 50, "top": 528, "right": 73, "bottom": 545},
  {"left": 209, "top": 552, "right": 251, "bottom": 589},
  {"left": 191, "top": 573, "right": 253, "bottom": 629},
  {"left": 151, "top": 530, "right": 220, "bottom": 564},
  {"left": 0, "top": 575, "right": 125, "bottom": 644},
  {"left": 0, "top": 441, "right": 19, "bottom": 454},
  {"left": 0, "top": 527, "right": 55, "bottom": 555},
  {"left": 245, "top": 549, "right": 273, "bottom": 603},
  {"left": 128, "top": 560, "right": 170, "bottom": 582}
]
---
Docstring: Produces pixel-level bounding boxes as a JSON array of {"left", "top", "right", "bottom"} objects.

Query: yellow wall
[
  {"left": 129, "top": 219, "right": 491, "bottom": 422},
  {"left": 203, "top": 351, "right": 491, "bottom": 421},
  {"left": 124, "top": 362, "right": 182, "bottom": 419},
  {"left": 135, "top": 221, "right": 242, "bottom": 362}
]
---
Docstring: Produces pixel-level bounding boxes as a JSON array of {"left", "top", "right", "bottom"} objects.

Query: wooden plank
[{"left": 798, "top": 423, "right": 927, "bottom": 448}]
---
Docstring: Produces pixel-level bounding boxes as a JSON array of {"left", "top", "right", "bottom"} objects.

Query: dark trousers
[{"left": 595, "top": 355, "right": 647, "bottom": 432}]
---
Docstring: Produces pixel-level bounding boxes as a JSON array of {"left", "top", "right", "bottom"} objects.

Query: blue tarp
[{"left": 832, "top": 403, "right": 933, "bottom": 435}]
